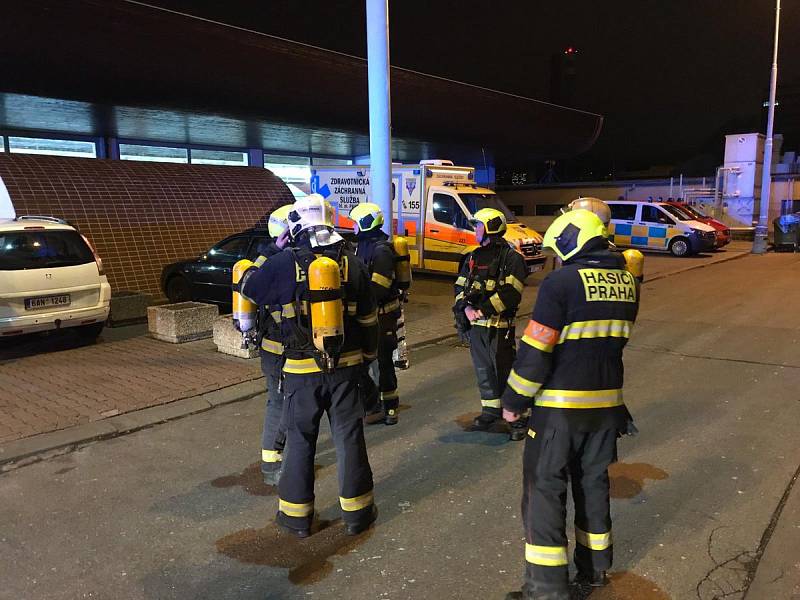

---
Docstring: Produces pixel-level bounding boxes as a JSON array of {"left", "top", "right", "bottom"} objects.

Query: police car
[
  {"left": 0, "top": 216, "right": 110, "bottom": 339},
  {"left": 606, "top": 201, "right": 717, "bottom": 257}
]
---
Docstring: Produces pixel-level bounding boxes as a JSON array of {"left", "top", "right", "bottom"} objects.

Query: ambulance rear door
[{"left": 393, "top": 166, "right": 424, "bottom": 268}]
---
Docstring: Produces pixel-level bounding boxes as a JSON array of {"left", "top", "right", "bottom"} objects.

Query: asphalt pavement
[{"left": 2, "top": 244, "right": 797, "bottom": 600}]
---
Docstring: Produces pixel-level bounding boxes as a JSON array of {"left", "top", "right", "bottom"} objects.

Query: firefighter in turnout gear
[
  {"left": 350, "top": 202, "right": 405, "bottom": 426},
  {"left": 252, "top": 204, "right": 293, "bottom": 486},
  {"left": 502, "top": 209, "right": 640, "bottom": 600},
  {"left": 241, "top": 194, "right": 380, "bottom": 538},
  {"left": 454, "top": 207, "right": 528, "bottom": 441}
]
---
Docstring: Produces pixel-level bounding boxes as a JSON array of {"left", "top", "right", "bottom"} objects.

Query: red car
[{"left": 667, "top": 202, "right": 731, "bottom": 248}]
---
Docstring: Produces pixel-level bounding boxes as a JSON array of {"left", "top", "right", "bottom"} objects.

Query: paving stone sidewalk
[{"left": 0, "top": 336, "right": 263, "bottom": 444}]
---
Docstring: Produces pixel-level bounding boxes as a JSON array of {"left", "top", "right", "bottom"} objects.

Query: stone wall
[{"left": 0, "top": 154, "right": 293, "bottom": 297}]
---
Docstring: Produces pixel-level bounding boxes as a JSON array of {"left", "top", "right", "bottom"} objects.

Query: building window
[
  {"left": 190, "top": 149, "right": 248, "bottom": 166},
  {"left": 119, "top": 143, "right": 188, "bottom": 163},
  {"left": 311, "top": 157, "right": 353, "bottom": 166},
  {"left": 264, "top": 154, "right": 311, "bottom": 185},
  {"left": 8, "top": 136, "right": 97, "bottom": 158},
  {"left": 0, "top": 136, "right": 5, "bottom": 152}
]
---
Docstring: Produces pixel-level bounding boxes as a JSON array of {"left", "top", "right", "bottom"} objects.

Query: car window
[
  {"left": 660, "top": 204, "right": 692, "bottom": 221},
  {"left": 609, "top": 203, "right": 637, "bottom": 221},
  {"left": 0, "top": 229, "right": 94, "bottom": 271},
  {"left": 247, "top": 236, "right": 269, "bottom": 260},
  {"left": 641, "top": 205, "right": 674, "bottom": 225},
  {"left": 459, "top": 193, "right": 516, "bottom": 223},
  {"left": 432, "top": 193, "right": 457, "bottom": 226},
  {"left": 208, "top": 237, "right": 248, "bottom": 261}
]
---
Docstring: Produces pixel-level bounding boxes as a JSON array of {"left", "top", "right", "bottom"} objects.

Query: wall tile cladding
[{"left": 0, "top": 154, "right": 293, "bottom": 297}]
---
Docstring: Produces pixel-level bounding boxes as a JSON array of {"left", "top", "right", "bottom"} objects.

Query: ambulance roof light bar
[
  {"left": 419, "top": 159, "right": 454, "bottom": 166},
  {"left": 442, "top": 181, "right": 479, "bottom": 188}
]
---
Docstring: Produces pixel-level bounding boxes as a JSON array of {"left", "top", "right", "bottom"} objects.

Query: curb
[
  {"left": 643, "top": 249, "right": 751, "bottom": 284},
  {"left": 0, "top": 378, "right": 265, "bottom": 471}
]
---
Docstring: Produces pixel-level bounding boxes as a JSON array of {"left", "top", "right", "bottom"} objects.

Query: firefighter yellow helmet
[
  {"left": 469, "top": 207, "right": 507, "bottom": 235},
  {"left": 567, "top": 197, "right": 611, "bottom": 226},
  {"left": 542, "top": 209, "right": 608, "bottom": 261},
  {"left": 349, "top": 202, "right": 384, "bottom": 233},
  {"left": 267, "top": 204, "right": 293, "bottom": 238}
]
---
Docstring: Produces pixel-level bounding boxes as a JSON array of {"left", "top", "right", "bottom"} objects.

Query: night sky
[{"left": 147, "top": 0, "right": 799, "bottom": 174}]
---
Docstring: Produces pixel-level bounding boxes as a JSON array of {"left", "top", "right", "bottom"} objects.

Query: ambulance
[{"left": 310, "top": 161, "right": 546, "bottom": 275}]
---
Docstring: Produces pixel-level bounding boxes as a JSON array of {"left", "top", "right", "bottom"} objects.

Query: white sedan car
[{"left": 0, "top": 216, "right": 111, "bottom": 340}]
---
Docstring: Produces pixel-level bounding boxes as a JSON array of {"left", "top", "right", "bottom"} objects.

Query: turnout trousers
[
  {"left": 260, "top": 351, "right": 286, "bottom": 477},
  {"left": 522, "top": 427, "right": 617, "bottom": 594},
  {"left": 277, "top": 365, "right": 375, "bottom": 530},
  {"left": 468, "top": 325, "right": 515, "bottom": 418},
  {"left": 371, "top": 313, "right": 399, "bottom": 414}
]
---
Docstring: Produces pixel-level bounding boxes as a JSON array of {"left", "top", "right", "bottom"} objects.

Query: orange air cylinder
[
  {"left": 622, "top": 249, "right": 644, "bottom": 282},
  {"left": 308, "top": 256, "right": 345, "bottom": 360},
  {"left": 232, "top": 259, "right": 257, "bottom": 333},
  {"left": 392, "top": 236, "right": 412, "bottom": 291}
]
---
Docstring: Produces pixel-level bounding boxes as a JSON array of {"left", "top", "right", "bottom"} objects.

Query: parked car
[
  {"left": 606, "top": 201, "right": 717, "bottom": 257},
  {"left": 667, "top": 202, "right": 731, "bottom": 248},
  {"left": 0, "top": 216, "right": 110, "bottom": 339},
  {"left": 160, "top": 229, "right": 271, "bottom": 309},
  {"left": 161, "top": 227, "right": 357, "bottom": 309}
]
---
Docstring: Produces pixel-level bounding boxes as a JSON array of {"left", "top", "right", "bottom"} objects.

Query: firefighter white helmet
[
  {"left": 567, "top": 197, "right": 611, "bottom": 226},
  {"left": 287, "top": 194, "right": 342, "bottom": 246}
]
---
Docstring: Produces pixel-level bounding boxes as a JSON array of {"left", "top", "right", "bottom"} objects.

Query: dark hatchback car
[{"left": 160, "top": 229, "right": 271, "bottom": 309}]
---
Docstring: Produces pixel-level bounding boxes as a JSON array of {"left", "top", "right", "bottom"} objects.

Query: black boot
[
  {"left": 262, "top": 464, "right": 282, "bottom": 486},
  {"left": 275, "top": 511, "right": 310, "bottom": 539},
  {"left": 505, "top": 587, "right": 570, "bottom": 600},
  {"left": 509, "top": 421, "right": 527, "bottom": 441},
  {"left": 574, "top": 570, "right": 608, "bottom": 588},
  {"left": 471, "top": 413, "right": 498, "bottom": 431},
  {"left": 384, "top": 407, "right": 398, "bottom": 426},
  {"left": 345, "top": 504, "right": 378, "bottom": 536}
]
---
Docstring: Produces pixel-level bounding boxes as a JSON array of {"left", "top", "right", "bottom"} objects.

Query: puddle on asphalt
[
  {"left": 454, "top": 411, "right": 510, "bottom": 433},
  {"left": 216, "top": 518, "right": 374, "bottom": 584},
  {"left": 211, "top": 462, "right": 324, "bottom": 497},
  {"left": 609, "top": 463, "right": 668, "bottom": 499},
  {"left": 583, "top": 571, "right": 670, "bottom": 599}
]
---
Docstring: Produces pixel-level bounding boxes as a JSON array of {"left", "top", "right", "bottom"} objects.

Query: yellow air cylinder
[
  {"left": 622, "top": 249, "right": 645, "bottom": 282},
  {"left": 232, "top": 259, "right": 257, "bottom": 333},
  {"left": 392, "top": 236, "right": 412, "bottom": 291},
  {"left": 308, "top": 256, "right": 345, "bottom": 358}
]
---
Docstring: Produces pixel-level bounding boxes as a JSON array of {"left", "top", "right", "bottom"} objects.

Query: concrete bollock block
[
  {"left": 108, "top": 290, "right": 151, "bottom": 326},
  {"left": 212, "top": 314, "right": 259, "bottom": 359},
  {"left": 147, "top": 302, "right": 219, "bottom": 343}
]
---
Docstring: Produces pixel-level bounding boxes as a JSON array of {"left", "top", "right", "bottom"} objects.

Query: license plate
[
  {"left": 528, "top": 264, "right": 544, "bottom": 274},
  {"left": 24, "top": 294, "right": 71, "bottom": 310}
]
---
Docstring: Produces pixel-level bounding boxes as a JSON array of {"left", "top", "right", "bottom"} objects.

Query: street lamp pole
[
  {"left": 753, "top": 0, "right": 781, "bottom": 254},
  {"left": 366, "top": 0, "right": 393, "bottom": 236}
]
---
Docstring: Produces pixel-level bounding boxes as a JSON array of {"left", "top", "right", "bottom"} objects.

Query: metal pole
[
  {"left": 366, "top": 0, "right": 393, "bottom": 236},
  {"left": 669, "top": 176, "right": 674, "bottom": 198},
  {"left": 753, "top": 0, "right": 781, "bottom": 253}
]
